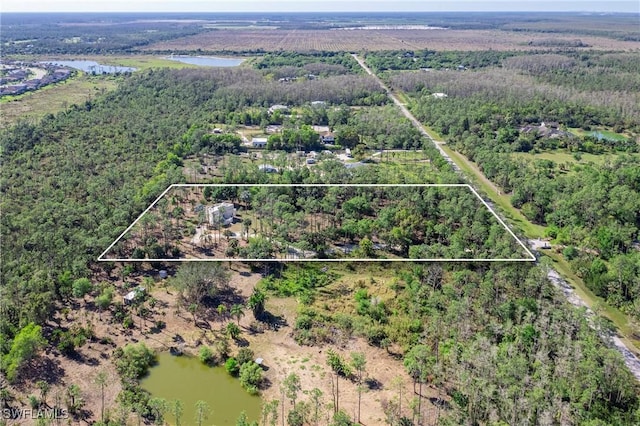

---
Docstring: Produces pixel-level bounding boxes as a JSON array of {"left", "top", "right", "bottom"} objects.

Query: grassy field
[
  {"left": 0, "top": 75, "right": 119, "bottom": 128},
  {"left": 512, "top": 150, "right": 617, "bottom": 166},
  {"left": 96, "top": 55, "right": 199, "bottom": 70},
  {"left": 568, "top": 127, "right": 631, "bottom": 142}
]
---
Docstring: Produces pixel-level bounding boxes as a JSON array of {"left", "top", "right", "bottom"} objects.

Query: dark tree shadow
[
  {"left": 259, "top": 311, "right": 288, "bottom": 331},
  {"left": 429, "top": 397, "right": 451, "bottom": 410},
  {"left": 14, "top": 357, "right": 65, "bottom": 390},
  {"left": 365, "top": 377, "right": 383, "bottom": 390},
  {"left": 259, "top": 377, "right": 273, "bottom": 390},
  {"left": 233, "top": 337, "right": 250, "bottom": 347}
]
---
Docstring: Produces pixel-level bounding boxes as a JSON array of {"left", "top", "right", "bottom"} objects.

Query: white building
[
  {"left": 208, "top": 202, "right": 235, "bottom": 226},
  {"left": 252, "top": 137, "right": 268, "bottom": 148},
  {"left": 268, "top": 104, "right": 289, "bottom": 114}
]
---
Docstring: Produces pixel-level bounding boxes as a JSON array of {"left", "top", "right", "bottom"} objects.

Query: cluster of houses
[
  {"left": 0, "top": 61, "right": 72, "bottom": 97},
  {"left": 277, "top": 74, "right": 317, "bottom": 83}
]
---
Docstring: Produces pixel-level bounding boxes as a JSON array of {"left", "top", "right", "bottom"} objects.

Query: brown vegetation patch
[{"left": 141, "top": 28, "right": 640, "bottom": 52}]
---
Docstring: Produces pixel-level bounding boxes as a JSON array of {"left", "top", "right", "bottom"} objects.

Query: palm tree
[
  {"left": 231, "top": 304, "right": 245, "bottom": 325},
  {"left": 217, "top": 304, "right": 227, "bottom": 330},
  {"left": 243, "top": 218, "right": 252, "bottom": 241},
  {"left": 226, "top": 322, "right": 241, "bottom": 340},
  {"left": 247, "top": 288, "right": 266, "bottom": 319},
  {"left": 94, "top": 371, "right": 108, "bottom": 422},
  {"left": 36, "top": 381, "right": 49, "bottom": 407}
]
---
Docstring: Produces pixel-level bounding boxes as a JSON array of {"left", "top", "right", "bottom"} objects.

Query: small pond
[
  {"left": 165, "top": 55, "right": 244, "bottom": 67},
  {"left": 141, "top": 352, "right": 261, "bottom": 425},
  {"left": 40, "top": 60, "right": 136, "bottom": 73},
  {"left": 587, "top": 131, "right": 626, "bottom": 142}
]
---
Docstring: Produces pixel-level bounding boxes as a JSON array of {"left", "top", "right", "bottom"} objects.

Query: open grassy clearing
[
  {"left": 568, "top": 126, "right": 632, "bottom": 141},
  {"left": 0, "top": 75, "right": 119, "bottom": 127},
  {"left": 141, "top": 28, "right": 640, "bottom": 53},
  {"left": 500, "top": 14, "right": 640, "bottom": 37},
  {"left": 92, "top": 55, "right": 199, "bottom": 70},
  {"left": 512, "top": 150, "right": 617, "bottom": 166}
]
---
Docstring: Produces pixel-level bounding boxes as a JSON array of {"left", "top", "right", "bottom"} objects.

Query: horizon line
[{"left": 3, "top": 10, "right": 639, "bottom": 14}]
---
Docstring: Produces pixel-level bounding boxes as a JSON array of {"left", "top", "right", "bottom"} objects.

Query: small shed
[{"left": 124, "top": 286, "right": 146, "bottom": 305}]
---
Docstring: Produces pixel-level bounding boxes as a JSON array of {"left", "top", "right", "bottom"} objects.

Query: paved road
[{"left": 352, "top": 54, "right": 640, "bottom": 382}]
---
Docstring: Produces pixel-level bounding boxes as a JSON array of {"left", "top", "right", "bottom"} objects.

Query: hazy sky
[{"left": 2, "top": 1, "right": 639, "bottom": 13}]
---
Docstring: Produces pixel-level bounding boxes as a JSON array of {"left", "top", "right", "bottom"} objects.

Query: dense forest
[
  {"left": 365, "top": 50, "right": 521, "bottom": 72},
  {"left": 0, "top": 19, "right": 205, "bottom": 55},
  {"left": 0, "top": 66, "right": 387, "bottom": 351},
  {"left": 385, "top": 51, "right": 640, "bottom": 319}
]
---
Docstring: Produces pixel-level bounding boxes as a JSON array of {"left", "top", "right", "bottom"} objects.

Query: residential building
[{"left": 208, "top": 202, "right": 235, "bottom": 226}]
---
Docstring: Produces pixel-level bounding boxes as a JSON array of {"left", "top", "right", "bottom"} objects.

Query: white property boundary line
[{"left": 98, "top": 183, "right": 536, "bottom": 262}]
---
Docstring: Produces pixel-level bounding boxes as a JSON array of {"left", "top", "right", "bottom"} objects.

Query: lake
[
  {"left": 165, "top": 55, "right": 244, "bottom": 67},
  {"left": 141, "top": 352, "right": 261, "bottom": 425},
  {"left": 40, "top": 60, "right": 136, "bottom": 74}
]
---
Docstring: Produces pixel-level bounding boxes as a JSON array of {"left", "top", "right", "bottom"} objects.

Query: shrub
[
  {"left": 563, "top": 245, "right": 578, "bottom": 260},
  {"left": 123, "top": 315, "right": 134, "bottom": 329},
  {"left": 239, "top": 362, "right": 262, "bottom": 395},
  {"left": 225, "top": 357, "right": 239, "bottom": 376},
  {"left": 199, "top": 346, "right": 216, "bottom": 365},
  {"left": 114, "top": 343, "right": 156, "bottom": 382},
  {"left": 295, "top": 314, "right": 313, "bottom": 330},
  {"left": 236, "top": 348, "right": 255, "bottom": 366},
  {"left": 28, "top": 395, "right": 39, "bottom": 409}
]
